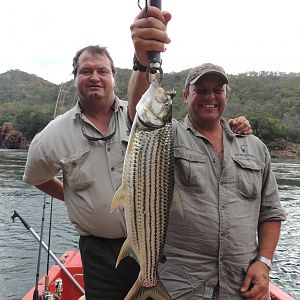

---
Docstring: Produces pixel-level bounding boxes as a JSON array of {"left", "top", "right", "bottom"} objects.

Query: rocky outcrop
[
  {"left": 0, "top": 122, "right": 28, "bottom": 149},
  {"left": 270, "top": 142, "right": 300, "bottom": 159}
]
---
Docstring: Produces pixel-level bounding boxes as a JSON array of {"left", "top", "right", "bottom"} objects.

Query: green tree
[
  {"left": 250, "top": 114, "right": 284, "bottom": 147},
  {"left": 15, "top": 109, "right": 52, "bottom": 140}
]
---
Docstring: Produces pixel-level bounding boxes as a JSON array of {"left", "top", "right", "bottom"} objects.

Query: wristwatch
[{"left": 254, "top": 255, "right": 273, "bottom": 269}]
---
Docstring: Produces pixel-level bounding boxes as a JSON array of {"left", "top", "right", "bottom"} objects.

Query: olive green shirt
[
  {"left": 158, "top": 116, "right": 286, "bottom": 300},
  {"left": 23, "top": 99, "right": 130, "bottom": 238}
]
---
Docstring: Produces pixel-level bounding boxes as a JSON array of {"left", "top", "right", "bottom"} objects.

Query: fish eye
[{"left": 164, "top": 102, "right": 171, "bottom": 109}]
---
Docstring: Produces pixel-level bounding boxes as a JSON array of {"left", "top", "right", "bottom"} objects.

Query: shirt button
[
  {"left": 213, "top": 158, "right": 216, "bottom": 163},
  {"left": 160, "top": 254, "right": 167, "bottom": 264},
  {"left": 111, "top": 167, "right": 115, "bottom": 171}
]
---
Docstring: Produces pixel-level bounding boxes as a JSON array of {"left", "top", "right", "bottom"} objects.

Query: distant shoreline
[
  {"left": 1, "top": 142, "right": 300, "bottom": 161},
  {"left": 270, "top": 142, "right": 300, "bottom": 160}
]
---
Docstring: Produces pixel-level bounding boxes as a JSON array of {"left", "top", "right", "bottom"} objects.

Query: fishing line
[
  {"left": 137, "top": 0, "right": 148, "bottom": 17},
  {"left": 33, "top": 194, "right": 47, "bottom": 300},
  {"left": 46, "top": 196, "right": 53, "bottom": 275}
]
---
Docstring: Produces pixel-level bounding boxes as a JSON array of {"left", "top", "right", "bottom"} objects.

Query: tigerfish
[{"left": 111, "top": 81, "right": 180, "bottom": 300}]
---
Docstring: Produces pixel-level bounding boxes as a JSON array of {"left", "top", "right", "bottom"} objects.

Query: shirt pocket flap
[
  {"left": 60, "top": 147, "right": 94, "bottom": 191},
  {"left": 61, "top": 147, "right": 90, "bottom": 171},
  {"left": 174, "top": 147, "right": 207, "bottom": 163},
  {"left": 233, "top": 158, "right": 265, "bottom": 171}
]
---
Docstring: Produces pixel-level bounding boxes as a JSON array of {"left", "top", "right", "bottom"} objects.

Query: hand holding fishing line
[{"left": 133, "top": 0, "right": 172, "bottom": 83}]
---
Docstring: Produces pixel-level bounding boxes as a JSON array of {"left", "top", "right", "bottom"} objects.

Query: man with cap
[{"left": 127, "top": 7, "right": 286, "bottom": 300}]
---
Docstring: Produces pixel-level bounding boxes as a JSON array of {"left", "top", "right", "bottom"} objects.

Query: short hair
[{"left": 72, "top": 45, "right": 116, "bottom": 78}]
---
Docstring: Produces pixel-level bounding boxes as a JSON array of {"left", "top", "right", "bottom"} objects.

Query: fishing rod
[
  {"left": 11, "top": 210, "right": 85, "bottom": 296},
  {"left": 33, "top": 195, "right": 47, "bottom": 300},
  {"left": 138, "top": 0, "right": 163, "bottom": 84},
  {"left": 147, "top": 0, "right": 163, "bottom": 83}
]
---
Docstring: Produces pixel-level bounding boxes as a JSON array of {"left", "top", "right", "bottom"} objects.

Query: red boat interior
[
  {"left": 22, "top": 251, "right": 84, "bottom": 300},
  {"left": 22, "top": 251, "right": 295, "bottom": 300}
]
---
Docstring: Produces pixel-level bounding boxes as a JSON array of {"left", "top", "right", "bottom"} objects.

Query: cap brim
[{"left": 190, "top": 71, "right": 228, "bottom": 85}]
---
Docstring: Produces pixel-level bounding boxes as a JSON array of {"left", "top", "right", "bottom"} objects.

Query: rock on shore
[
  {"left": 270, "top": 142, "right": 300, "bottom": 160},
  {"left": 0, "top": 122, "right": 28, "bottom": 149}
]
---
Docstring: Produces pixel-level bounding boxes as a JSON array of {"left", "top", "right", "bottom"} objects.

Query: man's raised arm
[{"left": 127, "top": 6, "right": 172, "bottom": 121}]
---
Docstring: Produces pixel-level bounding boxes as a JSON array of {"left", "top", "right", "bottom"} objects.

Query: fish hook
[{"left": 137, "top": 0, "right": 148, "bottom": 17}]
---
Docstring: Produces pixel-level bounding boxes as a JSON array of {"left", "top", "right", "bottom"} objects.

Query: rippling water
[
  {"left": 0, "top": 149, "right": 299, "bottom": 299},
  {"left": 0, "top": 149, "right": 78, "bottom": 299}
]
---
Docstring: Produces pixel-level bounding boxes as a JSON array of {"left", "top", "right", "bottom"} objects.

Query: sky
[{"left": 1, "top": 0, "right": 300, "bottom": 84}]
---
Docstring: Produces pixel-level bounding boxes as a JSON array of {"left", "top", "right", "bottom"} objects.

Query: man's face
[
  {"left": 75, "top": 51, "right": 115, "bottom": 107},
  {"left": 184, "top": 73, "right": 227, "bottom": 129}
]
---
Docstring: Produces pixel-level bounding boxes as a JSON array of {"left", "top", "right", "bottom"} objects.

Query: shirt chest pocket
[
  {"left": 60, "top": 147, "right": 94, "bottom": 192},
  {"left": 233, "top": 158, "right": 264, "bottom": 200},
  {"left": 174, "top": 147, "right": 207, "bottom": 193}
]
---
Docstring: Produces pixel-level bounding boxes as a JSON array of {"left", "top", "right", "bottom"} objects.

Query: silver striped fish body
[
  {"left": 112, "top": 82, "right": 174, "bottom": 300},
  {"left": 126, "top": 119, "right": 173, "bottom": 287}
]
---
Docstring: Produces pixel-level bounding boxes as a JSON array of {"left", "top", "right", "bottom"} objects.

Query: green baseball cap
[{"left": 184, "top": 63, "right": 228, "bottom": 88}]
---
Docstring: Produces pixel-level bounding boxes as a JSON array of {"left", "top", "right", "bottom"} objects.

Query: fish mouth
[{"left": 167, "top": 89, "right": 176, "bottom": 99}]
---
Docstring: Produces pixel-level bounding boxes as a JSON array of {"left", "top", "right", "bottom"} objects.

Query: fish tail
[{"left": 124, "top": 279, "right": 171, "bottom": 300}]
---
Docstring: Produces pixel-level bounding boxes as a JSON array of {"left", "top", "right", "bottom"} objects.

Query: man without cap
[{"left": 127, "top": 7, "right": 286, "bottom": 300}]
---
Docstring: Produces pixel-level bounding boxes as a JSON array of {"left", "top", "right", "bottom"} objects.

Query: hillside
[
  {"left": 0, "top": 69, "right": 59, "bottom": 108},
  {"left": 0, "top": 69, "right": 299, "bottom": 154}
]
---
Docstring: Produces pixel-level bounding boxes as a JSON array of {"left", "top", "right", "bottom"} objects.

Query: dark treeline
[{"left": 0, "top": 69, "right": 299, "bottom": 149}]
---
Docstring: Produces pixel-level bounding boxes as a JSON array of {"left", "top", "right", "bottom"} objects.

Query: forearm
[
  {"left": 240, "top": 221, "right": 281, "bottom": 298},
  {"left": 258, "top": 220, "right": 281, "bottom": 259},
  {"left": 36, "top": 177, "right": 64, "bottom": 201},
  {"left": 127, "top": 70, "right": 150, "bottom": 121}
]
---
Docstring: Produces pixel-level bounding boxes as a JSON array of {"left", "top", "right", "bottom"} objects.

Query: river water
[{"left": 0, "top": 149, "right": 299, "bottom": 299}]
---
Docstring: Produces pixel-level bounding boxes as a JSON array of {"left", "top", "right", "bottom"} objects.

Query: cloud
[{"left": 1, "top": 0, "right": 299, "bottom": 84}]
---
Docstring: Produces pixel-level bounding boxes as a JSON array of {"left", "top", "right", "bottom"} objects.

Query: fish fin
[
  {"left": 124, "top": 279, "right": 172, "bottom": 300},
  {"left": 115, "top": 238, "right": 139, "bottom": 268},
  {"left": 111, "top": 185, "right": 128, "bottom": 212},
  {"left": 171, "top": 185, "right": 184, "bottom": 217}
]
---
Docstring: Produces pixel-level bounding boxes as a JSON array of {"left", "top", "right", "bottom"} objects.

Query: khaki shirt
[
  {"left": 23, "top": 98, "right": 130, "bottom": 238},
  {"left": 159, "top": 116, "right": 286, "bottom": 300}
]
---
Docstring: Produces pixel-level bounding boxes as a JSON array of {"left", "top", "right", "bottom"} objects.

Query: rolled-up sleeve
[
  {"left": 23, "top": 133, "right": 61, "bottom": 186},
  {"left": 259, "top": 146, "right": 286, "bottom": 223}
]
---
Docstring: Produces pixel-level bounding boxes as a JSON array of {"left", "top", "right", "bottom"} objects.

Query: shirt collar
[
  {"left": 182, "top": 115, "right": 245, "bottom": 141},
  {"left": 72, "top": 96, "right": 125, "bottom": 120}
]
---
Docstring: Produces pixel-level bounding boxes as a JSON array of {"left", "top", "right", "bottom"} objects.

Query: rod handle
[
  {"left": 148, "top": 0, "right": 162, "bottom": 69},
  {"left": 11, "top": 210, "right": 31, "bottom": 230}
]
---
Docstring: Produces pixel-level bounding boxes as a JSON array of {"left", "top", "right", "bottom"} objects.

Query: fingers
[
  {"left": 229, "top": 116, "right": 252, "bottom": 135},
  {"left": 240, "top": 273, "right": 253, "bottom": 294},
  {"left": 240, "top": 262, "right": 270, "bottom": 299},
  {"left": 131, "top": 7, "right": 171, "bottom": 66},
  {"left": 240, "top": 279, "right": 269, "bottom": 299},
  {"left": 241, "top": 285, "right": 269, "bottom": 300}
]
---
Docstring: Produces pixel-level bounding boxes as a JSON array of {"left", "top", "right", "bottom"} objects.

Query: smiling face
[
  {"left": 184, "top": 73, "right": 228, "bottom": 130},
  {"left": 75, "top": 51, "right": 115, "bottom": 109}
]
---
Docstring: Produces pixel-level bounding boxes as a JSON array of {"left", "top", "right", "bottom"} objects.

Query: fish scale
[{"left": 129, "top": 125, "right": 173, "bottom": 287}]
